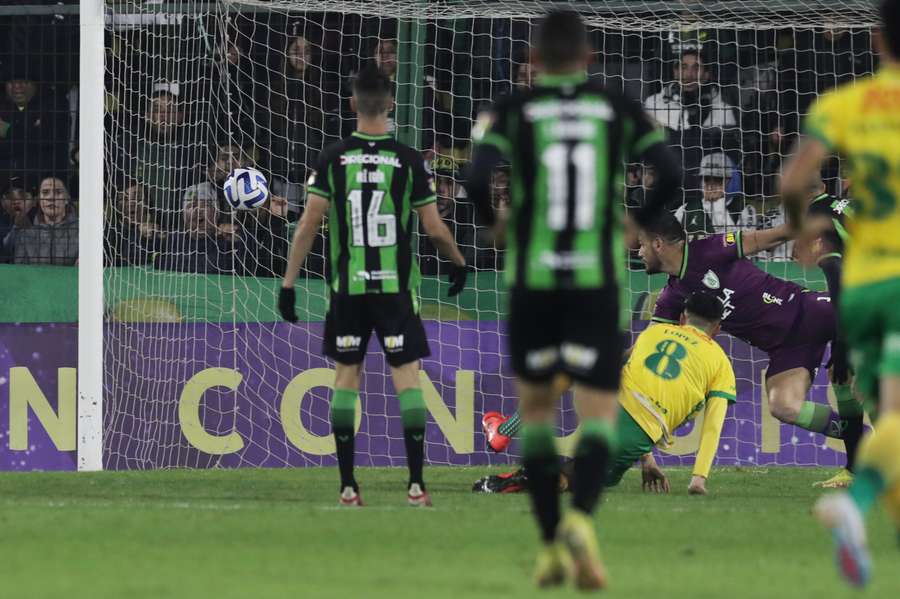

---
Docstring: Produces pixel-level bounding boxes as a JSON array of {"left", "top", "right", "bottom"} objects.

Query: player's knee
[{"left": 767, "top": 391, "right": 800, "bottom": 423}]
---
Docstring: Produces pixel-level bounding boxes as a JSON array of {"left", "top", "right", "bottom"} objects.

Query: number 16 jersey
[
  {"left": 307, "top": 131, "right": 436, "bottom": 295},
  {"left": 475, "top": 72, "right": 665, "bottom": 291}
]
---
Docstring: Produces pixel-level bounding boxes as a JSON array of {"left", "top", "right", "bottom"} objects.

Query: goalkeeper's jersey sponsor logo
[{"left": 762, "top": 292, "right": 784, "bottom": 306}]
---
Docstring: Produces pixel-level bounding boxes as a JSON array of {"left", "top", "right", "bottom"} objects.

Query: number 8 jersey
[
  {"left": 475, "top": 72, "right": 665, "bottom": 290},
  {"left": 307, "top": 131, "right": 436, "bottom": 295}
]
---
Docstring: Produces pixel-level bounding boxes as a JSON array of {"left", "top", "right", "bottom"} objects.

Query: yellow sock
[
  {"left": 850, "top": 413, "right": 900, "bottom": 514},
  {"left": 857, "top": 413, "right": 900, "bottom": 485}
]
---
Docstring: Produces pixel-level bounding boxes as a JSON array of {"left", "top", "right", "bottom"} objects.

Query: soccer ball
[{"left": 224, "top": 167, "right": 269, "bottom": 210}]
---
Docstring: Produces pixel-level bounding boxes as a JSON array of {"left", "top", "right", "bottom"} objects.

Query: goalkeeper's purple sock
[
  {"left": 795, "top": 401, "right": 844, "bottom": 439},
  {"left": 498, "top": 411, "right": 521, "bottom": 437}
]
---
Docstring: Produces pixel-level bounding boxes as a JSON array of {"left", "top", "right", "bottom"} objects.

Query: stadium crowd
[{"left": 0, "top": 10, "right": 875, "bottom": 274}]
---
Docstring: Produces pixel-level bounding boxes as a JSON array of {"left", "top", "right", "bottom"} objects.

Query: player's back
[
  {"left": 487, "top": 73, "right": 662, "bottom": 291},
  {"left": 805, "top": 67, "right": 900, "bottom": 287},
  {"left": 620, "top": 322, "right": 735, "bottom": 439},
  {"left": 308, "top": 132, "right": 435, "bottom": 296}
]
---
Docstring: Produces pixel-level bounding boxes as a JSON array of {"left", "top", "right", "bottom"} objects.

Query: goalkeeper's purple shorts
[{"left": 765, "top": 292, "right": 836, "bottom": 380}]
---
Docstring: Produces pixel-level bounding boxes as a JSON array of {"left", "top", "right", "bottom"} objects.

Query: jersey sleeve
[
  {"left": 707, "top": 352, "right": 737, "bottom": 404},
  {"left": 306, "top": 151, "right": 333, "bottom": 200},
  {"left": 623, "top": 98, "right": 668, "bottom": 160},
  {"left": 803, "top": 91, "right": 845, "bottom": 152},
  {"left": 472, "top": 98, "right": 515, "bottom": 158},
  {"left": 650, "top": 285, "right": 683, "bottom": 324},
  {"left": 409, "top": 154, "right": 437, "bottom": 208},
  {"left": 705, "top": 232, "right": 745, "bottom": 262},
  {"left": 692, "top": 395, "right": 729, "bottom": 479}
]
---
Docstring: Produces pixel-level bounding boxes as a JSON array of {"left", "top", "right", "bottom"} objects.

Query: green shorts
[
  {"left": 605, "top": 408, "right": 656, "bottom": 488},
  {"left": 841, "top": 279, "right": 900, "bottom": 409}
]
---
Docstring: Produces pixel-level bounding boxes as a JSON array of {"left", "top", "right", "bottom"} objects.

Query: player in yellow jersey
[
  {"left": 780, "top": 0, "right": 900, "bottom": 587},
  {"left": 474, "top": 291, "right": 736, "bottom": 496}
]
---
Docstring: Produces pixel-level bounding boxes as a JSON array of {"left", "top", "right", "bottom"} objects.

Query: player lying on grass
[
  {"left": 474, "top": 291, "right": 735, "bottom": 496},
  {"left": 278, "top": 65, "right": 468, "bottom": 507},
  {"left": 781, "top": 0, "right": 900, "bottom": 587}
]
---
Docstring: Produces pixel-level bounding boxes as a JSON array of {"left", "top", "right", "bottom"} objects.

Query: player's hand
[
  {"left": 278, "top": 286, "right": 298, "bottom": 323},
  {"left": 688, "top": 475, "right": 708, "bottom": 496},
  {"left": 640, "top": 454, "right": 670, "bottom": 494},
  {"left": 447, "top": 263, "right": 468, "bottom": 297}
]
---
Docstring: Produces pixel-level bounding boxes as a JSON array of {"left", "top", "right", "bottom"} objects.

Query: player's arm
[
  {"left": 650, "top": 285, "right": 683, "bottom": 325},
  {"left": 626, "top": 100, "right": 682, "bottom": 226},
  {"left": 278, "top": 193, "right": 329, "bottom": 322},
  {"left": 780, "top": 137, "right": 831, "bottom": 235},
  {"left": 417, "top": 202, "right": 468, "bottom": 296},
  {"left": 738, "top": 224, "right": 795, "bottom": 257},
  {"left": 690, "top": 395, "right": 730, "bottom": 495},
  {"left": 465, "top": 108, "right": 510, "bottom": 243}
]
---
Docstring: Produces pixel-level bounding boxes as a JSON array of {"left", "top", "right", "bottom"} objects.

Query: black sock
[
  {"left": 404, "top": 428, "right": 425, "bottom": 489},
  {"left": 571, "top": 419, "right": 615, "bottom": 515},
  {"left": 333, "top": 427, "right": 357, "bottom": 491},
  {"left": 842, "top": 415, "right": 865, "bottom": 472},
  {"left": 522, "top": 423, "right": 560, "bottom": 542}
]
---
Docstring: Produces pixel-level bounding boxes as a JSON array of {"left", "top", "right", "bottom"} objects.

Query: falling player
[
  {"left": 474, "top": 292, "right": 736, "bottom": 496},
  {"left": 278, "top": 65, "right": 468, "bottom": 507},
  {"left": 465, "top": 10, "right": 680, "bottom": 590},
  {"left": 781, "top": 0, "right": 900, "bottom": 586}
]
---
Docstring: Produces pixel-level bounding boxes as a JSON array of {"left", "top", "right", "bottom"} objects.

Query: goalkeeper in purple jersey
[{"left": 639, "top": 211, "right": 863, "bottom": 457}]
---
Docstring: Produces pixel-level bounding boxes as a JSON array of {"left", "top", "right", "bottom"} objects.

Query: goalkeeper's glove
[
  {"left": 447, "top": 263, "right": 468, "bottom": 297},
  {"left": 278, "top": 286, "right": 298, "bottom": 322}
]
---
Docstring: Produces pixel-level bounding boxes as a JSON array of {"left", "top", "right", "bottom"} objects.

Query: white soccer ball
[{"left": 223, "top": 167, "right": 269, "bottom": 210}]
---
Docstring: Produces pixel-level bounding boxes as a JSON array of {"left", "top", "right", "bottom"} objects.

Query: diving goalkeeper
[{"left": 475, "top": 291, "right": 736, "bottom": 495}]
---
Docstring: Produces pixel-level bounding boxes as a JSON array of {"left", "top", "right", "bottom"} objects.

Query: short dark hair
[
  {"left": 641, "top": 211, "right": 686, "bottom": 244},
  {"left": 882, "top": 0, "right": 900, "bottom": 58},
  {"left": 536, "top": 10, "right": 588, "bottom": 70},
  {"left": 352, "top": 64, "right": 393, "bottom": 117},
  {"left": 684, "top": 292, "right": 723, "bottom": 324}
]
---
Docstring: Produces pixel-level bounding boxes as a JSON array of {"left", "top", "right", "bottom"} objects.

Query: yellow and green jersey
[
  {"left": 804, "top": 66, "right": 900, "bottom": 288},
  {"left": 307, "top": 132, "right": 436, "bottom": 295},
  {"left": 619, "top": 323, "right": 736, "bottom": 478}
]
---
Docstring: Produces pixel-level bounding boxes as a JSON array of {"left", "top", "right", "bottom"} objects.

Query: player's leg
[
  {"left": 322, "top": 294, "right": 371, "bottom": 506},
  {"left": 605, "top": 406, "right": 656, "bottom": 489},
  {"left": 387, "top": 359, "right": 431, "bottom": 506},
  {"left": 372, "top": 292, "right": 432, "bottom": 505},
  {"left": 767, "top": 366, "right": 844, "bottom": 437}
]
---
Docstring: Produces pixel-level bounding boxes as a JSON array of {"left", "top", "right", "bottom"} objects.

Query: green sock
[
  {"left": 834, "top": 384, "right": 863, "bottom": 419},
  {"left": 848, "top": 467, "right": 887, "bottom": 515},
  {"left": 578, "top": 418, "right": 619, "bottom": 455},
  {"left": 794, "top": 401, "right": 842, "bottom": 437},
  {"left": 521, "top": 423, "right": 560, "bottom": 542},
  {"left": 498, "top": 412, "right": 521, "bottom": 437},
  {"left": 398, "top": 388, "right": 427, "bottom": 429},
  {"left": 331, "top": 388, "right": 357, "bottom": 430}
]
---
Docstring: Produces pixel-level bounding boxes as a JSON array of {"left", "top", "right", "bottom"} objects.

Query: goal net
[{"left": 102, "top": 0, "right": 879, "bottom": 470}]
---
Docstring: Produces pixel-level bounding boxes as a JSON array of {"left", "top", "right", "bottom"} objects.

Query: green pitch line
[{"left": 0, "top": 467, "right": 896, "bottom": 598}]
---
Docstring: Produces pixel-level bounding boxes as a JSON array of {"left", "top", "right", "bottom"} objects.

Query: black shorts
[
  {"left": 508, "top": 287, "right": 623, "bottom": 390},
  {"left": 323, "top": 292, "right": 430, "bottom": 367}
]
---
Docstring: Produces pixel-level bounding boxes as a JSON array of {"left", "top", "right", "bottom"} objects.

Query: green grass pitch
[{"left": 0, "top": 467, "right": 897, "bottom": 598}]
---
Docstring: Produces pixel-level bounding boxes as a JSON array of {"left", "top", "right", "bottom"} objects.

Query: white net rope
[{"left": 103, "top": 0, "right": 877, "bottom": 469}]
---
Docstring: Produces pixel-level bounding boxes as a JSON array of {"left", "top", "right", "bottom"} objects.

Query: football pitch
[{"left": 0, "top": 467, "right": 897, "bottom": 598}]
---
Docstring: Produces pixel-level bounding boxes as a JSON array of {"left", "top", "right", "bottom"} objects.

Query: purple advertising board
[{"left": 0, "top": 321, "right": 847, "bottom": 471}]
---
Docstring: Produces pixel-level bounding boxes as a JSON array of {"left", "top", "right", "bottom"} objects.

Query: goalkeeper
[{"left": 475, "top": 291, "right": 736, "bottom": 495}]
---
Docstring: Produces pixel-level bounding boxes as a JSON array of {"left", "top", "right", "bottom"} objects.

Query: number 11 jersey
[
  {"left": 475, "top": 72, "right": 665, "bottom": 291},
  {"left": 307, "top": 131, "right": 436, "bottom": 295}
]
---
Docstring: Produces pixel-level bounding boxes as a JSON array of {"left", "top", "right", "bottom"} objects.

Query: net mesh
[{"left": 102, "top": 0, "right": 878, "bottom": 469}]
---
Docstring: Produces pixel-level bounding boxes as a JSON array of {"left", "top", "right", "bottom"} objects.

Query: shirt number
[
  {"left": 348, "top": 190, "right": 396, "bottom": 247},
  {"left": 542, "top": 142, "right": 596, "bottom": 231}
]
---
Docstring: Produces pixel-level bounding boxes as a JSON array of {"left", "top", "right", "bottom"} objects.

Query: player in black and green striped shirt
[
  {"left": 279, "top": 65, "right": 467, "bottom": 508},
  {"left": 465, "top": 10, "right": 680, "bottom": 590}
]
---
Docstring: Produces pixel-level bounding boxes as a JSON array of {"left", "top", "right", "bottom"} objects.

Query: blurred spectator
[
  {"left": 126, "top": 88, "right": 199, "bottom": 229},
  {"left": 263, "top": 35, "right": 337, "bottom": 187},
  {"left": 626, "top": 164, "right": 661, "bottom": 210},
  {"left": 236, "top": 192, "right": 289, "bottom": 278},
  {"left": 474, "top": 166, "right": 511, "bottom": 270},
  {"left": 0, "top": 59, "right": 70, "bottom": 183},
  {"left": 209, "top": 38, "right": 258, "bottom": 148},
  {"left": 513, "top": 60, "right": 537, "bottom": 91},
  {"left": 183, "top": 142, "right": 247, "bottom": 212},
  {"left": 9, "top": 176, "right": 78, "bottom": 265},
  {"left": 155, "top": 196, "right": 240, "bottom": 274},
  {"left": 644, "top": 49, "right": 738, "bottom": 132},
  {"left": 105, "top": 178, "right": 163, "bottom": 266},
  {"left": 675, "top": 153, "right": 754, "bottom": 236},
  {"left": 644, "top": 49, "right": 739, "bottom": 204},
  {"left": 420, "top": 169, "right": 475, "bottom": 274},
  {"left": 0, "top": 181, "right": 34, "bottom": 262}
]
